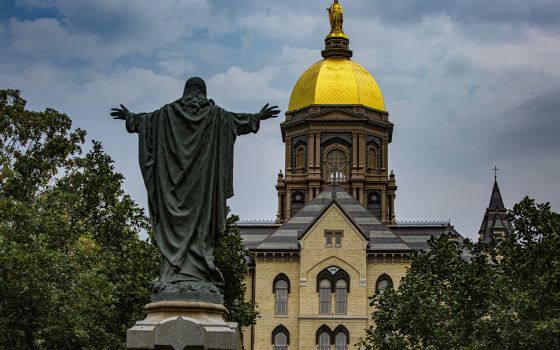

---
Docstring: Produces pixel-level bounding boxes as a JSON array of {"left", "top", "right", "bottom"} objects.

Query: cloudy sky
[{"left": 1, "top": 0, "right": 559, "bottom": 239}]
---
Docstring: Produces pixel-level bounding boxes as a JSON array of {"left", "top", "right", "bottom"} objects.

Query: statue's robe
[{"left": 126, "top": 99, "right": 260, "bottom": 289}]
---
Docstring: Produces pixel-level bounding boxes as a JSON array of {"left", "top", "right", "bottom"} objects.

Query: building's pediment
[{"left": 305, "top": 108, "right": 369, "bottom": 121}]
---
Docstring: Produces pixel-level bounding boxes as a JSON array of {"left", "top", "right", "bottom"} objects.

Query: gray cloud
[{"left": 2, "top": 0, "right": 559, "bottom": 240}]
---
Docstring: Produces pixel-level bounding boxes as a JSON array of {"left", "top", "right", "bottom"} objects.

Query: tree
[
  {"left": 0, "top": 90, "right": 257, "bottom": 348},
  {"left": 482, "top": 198, "right": 560, "bottom": 349},
  {"left": 358, "top": 198, "right": 560, "bottom": 350},
  {"left": 0, "top": 89, "right": 159, "bottom": 349},
  {"left": 214, "top": 209, "right": 259, "bottom": 328}
]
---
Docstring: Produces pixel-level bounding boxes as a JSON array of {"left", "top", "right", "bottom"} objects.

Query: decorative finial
[
  {"left": 326, "top": 0, "right": 348, "bottom": 39},
  {"left": 493, "top": 166, "right": 499, "bottom": 181}
]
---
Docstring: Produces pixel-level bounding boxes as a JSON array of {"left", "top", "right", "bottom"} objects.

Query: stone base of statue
[{"left": 126, "top": 296, "right": 240, "bottom": 350}]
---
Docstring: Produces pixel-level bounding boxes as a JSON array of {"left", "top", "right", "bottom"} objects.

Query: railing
[
  {"left": 236, "top": 219, "right": 281, "bottom": 227},
  {"left": 388, "top": 220, "right": 450, "bottom": 227}
]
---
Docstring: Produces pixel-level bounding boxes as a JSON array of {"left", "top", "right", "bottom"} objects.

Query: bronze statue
[{"left": 111, "top": 77, "right": 279, "bottom": 297}]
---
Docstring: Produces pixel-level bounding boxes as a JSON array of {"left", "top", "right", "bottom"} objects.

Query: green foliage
[
  {"left": 214, "top": 209, "right": 258, "bottom": 328},
  {"left": 484, "top": 198, "right": 560, "bottom": 349},
  {"left": 358, "top": 197, "right": 560, "bottom": 350},
  {"left": 0, "top": 90, "right": 159, "bottom": 349}
]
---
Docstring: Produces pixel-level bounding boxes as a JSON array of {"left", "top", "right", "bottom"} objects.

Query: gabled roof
[{"left": 251, "top": 188, "right": 412, "bottom": 252}]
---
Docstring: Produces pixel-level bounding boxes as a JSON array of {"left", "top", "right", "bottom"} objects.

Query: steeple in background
[{"left": 479, "top": 171, "right": 512, "bottom": 242}]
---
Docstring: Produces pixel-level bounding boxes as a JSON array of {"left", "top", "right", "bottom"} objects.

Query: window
[
  {"left": 376, "top": 274, "right": 393, "bottom": 294},
  {"left": 335, "top": 279, "right": 347, "bottom": 315},
  {"left": 274, "top": 331, "right": 288, "bottom": 350},
  {"left": 325, "top": 232, "right": 333, "bottom": 247},
  {"left": 367, "top": 190, "right": 382, "bottom": 221},
  {"left": 274, "top": 274, "right": 290, "bottom": 315},
  {"left": 333, "top": 326, "right": 349, "bottom": 350},
  {"left": 295, "top": 146, "right": 305, "bottom": 170},
  {"left": 335, "top": 232, "right": 342, "bottom": 248},
  {"left": 272, "top": 325, "right": 289, "bottom": 350},
  {"left": 335, "top": 332, "right": 348, "bottom": 350},
  {"left": 325, "top": 231, "right": 342, "bottom": 248},
  {"left": 317, "top": 267, "right": 350, "bottom": 316},
  {"left": 368, "top": 146, "right": 377, "bottom": 172},
  {"left": 319, "top": 279, "right": 331, "bottom": 315},
  {"left": 325, "top": 149, "right": 348, "bottom": 182},
  {"left": 318, "top": 331, "right": 330, "bottom": 350}
]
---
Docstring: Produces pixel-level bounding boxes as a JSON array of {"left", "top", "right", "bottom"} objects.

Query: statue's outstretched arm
[
  {"left": 231, "top": 103, "right": 280, "bottom": 136},
  {"left": 259, "top": 103, "right": 281, "bottom": 121},
  {"left": 111, "top": 104, "right": 147, "bottom": 133},
  {"left": 110, "top": 104, "right": 131, "bottom": 120}
]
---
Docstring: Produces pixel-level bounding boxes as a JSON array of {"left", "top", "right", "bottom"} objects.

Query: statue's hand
[
  {"left": 110, "top": 104, "right": 131, "bottom": 120},
  {"left": 259, "top": 103, "right": 280, "bottom": 120}
]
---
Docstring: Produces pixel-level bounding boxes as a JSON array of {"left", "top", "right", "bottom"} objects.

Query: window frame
[
  {"left": 272, "top": 325, "right": 290, "bottom": 350},
  {"left": 335, "top": 279, "right": 347, "bottom": 315},
  {"left": 333, "top": 326, "right": 349, "bottom": 350},
  {"left": 324, "top": 148, "right": 349, "bottom": 183},
  {"left": 375, "top": 273, "right": 393, "bottom": 294},
  {"left": 334, "top": 232, "right": 342, "bottom": 248},
  {"left": 273, "top": 274, "right": 290, "bottom": 316},
  {"left": 325, "top": 231, "right": 333, "bottom": 247},
  {"left": 319, "top": 279, "right": 331, "bottom": 315}
]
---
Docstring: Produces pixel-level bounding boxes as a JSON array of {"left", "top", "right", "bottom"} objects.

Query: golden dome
[{"left": 288, "top": 57, "right": 385, "bottom": 111}]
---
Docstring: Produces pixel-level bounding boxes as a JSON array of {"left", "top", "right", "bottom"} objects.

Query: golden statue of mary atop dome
[{"left": 327, "top": 0, "right": 348, "bottom": 38}]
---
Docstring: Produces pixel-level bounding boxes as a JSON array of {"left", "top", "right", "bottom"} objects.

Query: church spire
[
  {"left": 479, "top": 173, "right": 511, "bottom": 242},
  {"left": 488, "top": 179, "right": 506, "bottom": 211}
]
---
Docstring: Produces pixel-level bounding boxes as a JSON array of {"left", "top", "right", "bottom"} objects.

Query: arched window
[
  {"left": 334, "top": 326, "right": 349, "bottom": 350},
  {"left": 367, "top": 146, "right": 377, "bottom": 172},
  {"left": 316, "top": 326, "right": 332, "bottom": 350},
  {"left": 319, "top": 331, "right": 330, "bottom": 350},
  {"left": 335, "top": 279, "right": 347, "bottom": 315},
  {"left": 319, "top": 279, "right": 331, "bottom": 315},
  {"left": 295, "top": 146, "right": 305, "bottom": 170},
  {"left": 325, "top": 149, "right": 348, "bottom": 182},
  {"left": 376, "top": 274, "right": 393, "bottom": 294},
  {"left": 274, "top": 274, "right": 290, "bottom": 315},
  {"left": 272, "top": 325, "right": 289, "bottom": 350}
]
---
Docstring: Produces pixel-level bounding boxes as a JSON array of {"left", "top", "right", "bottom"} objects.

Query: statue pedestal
[{"left": 127, "top": 300, "right": 240, "bottom": 350}]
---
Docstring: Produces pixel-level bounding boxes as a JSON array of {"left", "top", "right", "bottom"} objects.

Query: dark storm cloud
[
  {"left": 353, "top": 0, "right": 560, "bottom": 29},
  {"left": 2, "top": 0, "right": 559, "bottom": 238},
  {"left": 481, "top": 88, "right": 560, "bottom": 158}
]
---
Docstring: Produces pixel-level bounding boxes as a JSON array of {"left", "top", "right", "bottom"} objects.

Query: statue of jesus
[{"left": 111, "top": 77, "right": 279, "bottom": 296}]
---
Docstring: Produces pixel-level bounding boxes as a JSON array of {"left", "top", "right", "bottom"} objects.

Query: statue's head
[{"left": 183, "top": 77, "right": 207, "bottom": 98}]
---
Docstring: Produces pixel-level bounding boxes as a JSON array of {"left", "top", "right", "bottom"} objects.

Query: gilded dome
[{"left": 288, "top": 57, "right": 385, "bottom": 112}]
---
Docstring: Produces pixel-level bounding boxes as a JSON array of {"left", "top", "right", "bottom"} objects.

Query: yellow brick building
[{"left": 238, "top": 2, "right": 467, "bottom": 349}]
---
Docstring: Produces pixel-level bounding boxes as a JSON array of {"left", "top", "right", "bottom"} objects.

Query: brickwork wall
[
  {"left": 253, "top": 260, "right": 301, "bottom": 350},
  {"left": 244, "top": 204, "right": 411, "bottom": 349}
]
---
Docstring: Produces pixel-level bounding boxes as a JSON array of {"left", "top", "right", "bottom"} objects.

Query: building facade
[{"left": 238, "top": 2, "right": 506, "bottom": 349}]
